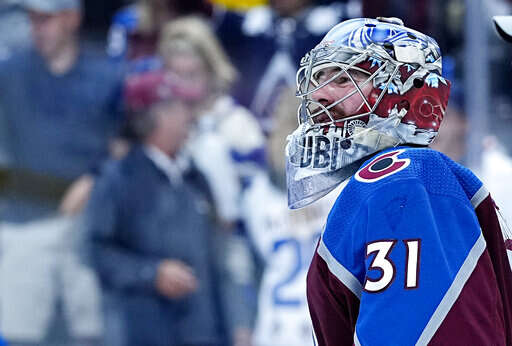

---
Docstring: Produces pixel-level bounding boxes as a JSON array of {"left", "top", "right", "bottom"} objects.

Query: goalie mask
[{"left": 286, "top": 17, "right": 451, "bottom": 209}]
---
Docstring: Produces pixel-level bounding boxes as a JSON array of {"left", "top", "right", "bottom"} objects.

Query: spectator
[
  {"left": 87, "top": 73, "right": 220, "bottom": 346},
  {"left": 362, "top": 0, "right": 432, "bottom": 33},
  {"left": 430, "top": 81, "right": 512, "bottom": 237},
  {"left": 107, "top": 0, "right": 211, "bottom": 64},
  {"left": 242, "top": 88, "right": 343, "bottom": 346},
  {"left": 158, "top": 16, "right": 266, "bottom": 225},
  {"left": 430, "top": 83, "right": 468, "bottom": 164},
  {"left": 0, "top": 0, "right": 32, "bottom": 59},
  {"left": 214, "top": 0, "right": 361, "bottom": 131},
  {"left": 157, "top": 17, "right": 266, "bottom": 345},
  {"left": 0, "top": 0, "right": 122, "bottom": 345},
  {"left": 210, "top": 0, "right": 266, "bottom": 11},
  {"left": 108, "top": 0, "right": 362, "bottom": 132},
  {"left": 0, "top": 1, "right": 32, "bottom": 164}
]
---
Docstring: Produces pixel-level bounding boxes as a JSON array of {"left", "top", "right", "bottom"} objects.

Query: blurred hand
[
  {"left": 233, "top": 327, "right": 253, "bottom": 346},
  {"left": 109, "top": 138, "right": 131, "bottom": 160},
  {"left": 155, "top": 259, "right": 198, "bottom": 299},
  {"left": 59, "top": 174, "right": 94, "bottom": 215}
]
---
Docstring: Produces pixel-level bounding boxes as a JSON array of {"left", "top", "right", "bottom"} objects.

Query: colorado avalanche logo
[{"left": 355, "top": 149, "right": 410, "bottom": 183}]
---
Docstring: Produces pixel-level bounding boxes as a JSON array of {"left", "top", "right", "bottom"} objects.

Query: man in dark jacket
[{"left": 86, "top": 72, "right": 219, "bottom": 346}]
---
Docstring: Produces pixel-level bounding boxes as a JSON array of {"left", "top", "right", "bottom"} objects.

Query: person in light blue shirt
[{"left": 0, "top": 1, "right": 122, "bottom": 345}]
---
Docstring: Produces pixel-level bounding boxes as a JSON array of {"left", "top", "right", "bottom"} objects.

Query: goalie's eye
[
  {"left": 313, "top": 70, "right": 325, "bottom": 82},
  {"left": 313, "top": 67, "right": 351, "bottom": 86},
  {"left": 333, "top": 75, "right": 350, "bottom": 85},
  {"left": 313, "top": 68, "right": 337, "bottom": 82}
]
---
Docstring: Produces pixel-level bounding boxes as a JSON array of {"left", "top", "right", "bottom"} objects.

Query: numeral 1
[{"left": 404, "top": 239, "right": 421, "bottom": 289}]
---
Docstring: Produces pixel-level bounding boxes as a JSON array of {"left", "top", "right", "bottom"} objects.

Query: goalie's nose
[{"left": 311, "top": 82, "right": 337, "bottom": 106}]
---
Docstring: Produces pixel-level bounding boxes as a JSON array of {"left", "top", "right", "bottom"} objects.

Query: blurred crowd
[{"left": 0, "top": 0, "right": 511, "bottom": 345}]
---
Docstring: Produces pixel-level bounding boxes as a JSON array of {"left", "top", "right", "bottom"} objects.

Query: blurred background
[{"left": 0, "top": 0, "right": 511, "bottom": 345}]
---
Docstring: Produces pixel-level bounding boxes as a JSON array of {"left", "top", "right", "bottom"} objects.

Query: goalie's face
[{"left": 309, "top": 67, "right": 373, "bottom": 125}]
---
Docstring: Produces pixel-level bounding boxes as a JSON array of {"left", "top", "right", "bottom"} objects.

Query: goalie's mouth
[{"left": 310, "top": 107, "right": 346, "bottom": 124}]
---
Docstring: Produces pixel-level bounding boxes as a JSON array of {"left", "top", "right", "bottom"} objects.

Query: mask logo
[
  {"left": 355, "top": 149, "right": 410, "bottom": 183},
  {"left": 293, "top": 134, "right": 342, "bottom": 171}
]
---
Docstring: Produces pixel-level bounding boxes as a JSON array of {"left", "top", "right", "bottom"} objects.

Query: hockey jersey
[
  {"left": 307, "top": 146, "right": 512, "bottom": 345},
  {"left": 243, "top": 173, "right": 343, "bottom": 346}
]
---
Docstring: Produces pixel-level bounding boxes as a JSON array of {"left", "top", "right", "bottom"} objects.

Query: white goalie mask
[{"left": 286, "top": 17, "right": 451, "bottom": 209}]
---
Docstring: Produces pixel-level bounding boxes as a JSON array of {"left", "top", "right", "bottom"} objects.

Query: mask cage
[{"left": 295, "top": 45, "right": 402, "bottom": 129}]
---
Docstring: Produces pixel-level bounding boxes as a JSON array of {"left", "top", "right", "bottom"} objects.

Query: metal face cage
[{"left": 295, "top": 45, "right": 401, "bottom": 131}]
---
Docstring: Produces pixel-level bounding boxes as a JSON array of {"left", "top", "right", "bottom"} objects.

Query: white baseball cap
[
  {"left": 494, "top": 16, "right": 512, "bottom": 43},
  {"left": 23, "top": 0, "right": 82, "bottom": 13}
]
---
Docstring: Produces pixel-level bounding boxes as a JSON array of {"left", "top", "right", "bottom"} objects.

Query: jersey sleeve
[
  {"left": 308, "top": 177, "right": 508, "bottom": 345},
  {"left": 307, "top": 238, "right": 361, "bottom": 346}
]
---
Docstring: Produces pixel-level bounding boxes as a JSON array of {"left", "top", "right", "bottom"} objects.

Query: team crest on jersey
[{"left": 355, "top": 149, "right": 410, "bottom": 183}]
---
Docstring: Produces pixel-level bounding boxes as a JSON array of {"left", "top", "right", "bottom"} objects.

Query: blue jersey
[{"left": 307, "top": 146, "right": 512, "bottom": 345}]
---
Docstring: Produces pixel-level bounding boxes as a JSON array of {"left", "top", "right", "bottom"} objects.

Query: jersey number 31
[{"left": 364, "top": 239, "right": 421, "bottom": 293}]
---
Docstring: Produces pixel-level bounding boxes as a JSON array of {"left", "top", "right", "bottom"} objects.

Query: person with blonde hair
[
  {"left": 158, "top": 16, "right": 266, "bottom": 346},
  {"left": 158, "top": 15, "right": 266, "bottom": 225},
  {"left": 159, "top": 16, "right": 237, "bottom": 99}
]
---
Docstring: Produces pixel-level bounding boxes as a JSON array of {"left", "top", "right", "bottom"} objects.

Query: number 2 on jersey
[{"left": 272, "top": 233, "right": 321, "bottom": 306}]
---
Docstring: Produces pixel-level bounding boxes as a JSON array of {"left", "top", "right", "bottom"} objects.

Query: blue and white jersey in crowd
[
  {"left": 186, "top": 96, "right": 266, "bottom": 223},
  {"left": 242, "top": 173, "right": 343, "bottom": 346}
]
